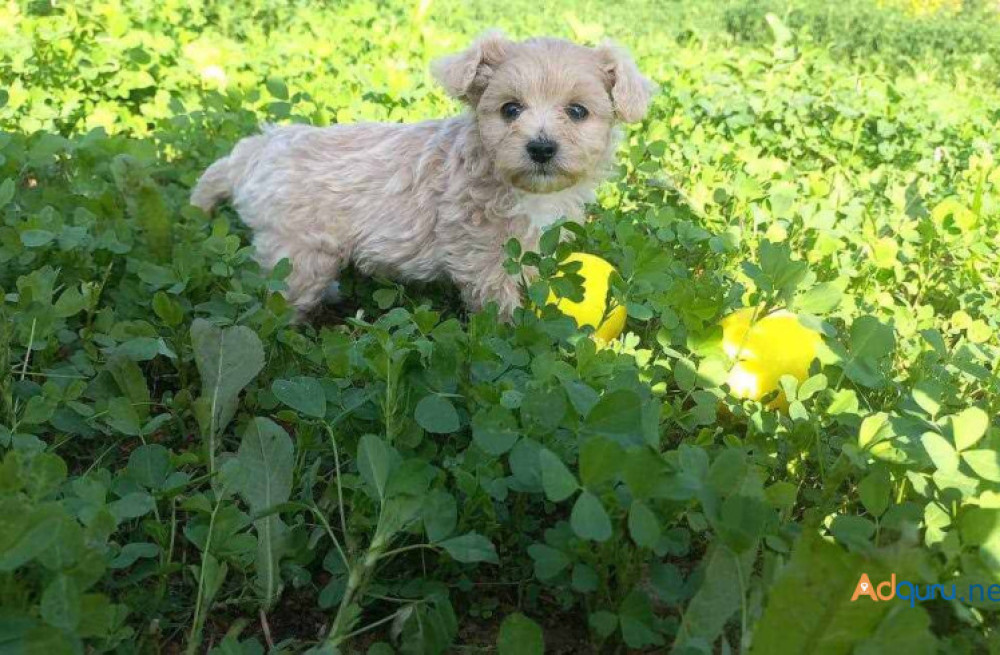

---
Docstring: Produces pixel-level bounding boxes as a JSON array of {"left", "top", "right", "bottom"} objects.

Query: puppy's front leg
[{"left": 458, "top": 259, "right": 526, "bottom": 320}]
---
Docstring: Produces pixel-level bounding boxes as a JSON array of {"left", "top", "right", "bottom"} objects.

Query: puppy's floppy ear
[
  {"left": 596, "top": 42, "right": 656, "bottom": 123},
  {"left": 431, "top": 31, "right": 511, "bottom": 104}
]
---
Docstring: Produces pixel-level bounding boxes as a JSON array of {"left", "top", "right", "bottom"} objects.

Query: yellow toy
[
  {"left": 721, "top": 308, "right": 822, "bottom": 404},
  {"left": 546, "top": 253, "right": 627, "bottom": 342}
]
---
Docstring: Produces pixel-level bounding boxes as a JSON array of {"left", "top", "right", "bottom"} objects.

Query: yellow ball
[
  {"left": 546, "top": 253, "right": 626, "bottom": 342},
  {"left": 721, "top": 308, "right": 822, "bottom": 405}
]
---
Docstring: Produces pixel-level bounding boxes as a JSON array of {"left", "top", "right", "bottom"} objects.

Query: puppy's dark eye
[
  {"left": 566, "top": 104, "right": 589, "bottom": 121},
  {"left": 501, "top": 102, "right": 524, "bottom": 121}
]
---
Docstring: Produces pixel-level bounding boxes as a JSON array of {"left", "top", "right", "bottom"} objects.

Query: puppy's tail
[{"left": 190, "top": 156, "right": 234, "bottom": 213}]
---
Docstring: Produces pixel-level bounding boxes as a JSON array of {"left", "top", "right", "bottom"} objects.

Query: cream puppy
[{"left": 191, "top": 33, "right": 653, "bottom": 318}]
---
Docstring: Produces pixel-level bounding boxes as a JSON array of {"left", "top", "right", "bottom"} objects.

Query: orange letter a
[{"left": 851, "top": 573, "right": 879, "bottom": 602}]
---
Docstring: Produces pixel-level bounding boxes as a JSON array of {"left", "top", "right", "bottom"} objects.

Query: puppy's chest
[{"left": 512, "top": 185, "right": 596, "bottom": 233}]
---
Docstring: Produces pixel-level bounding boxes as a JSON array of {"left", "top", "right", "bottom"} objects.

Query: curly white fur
[{"left": 191, "top": 33, "right": 654, "bottom": 318}]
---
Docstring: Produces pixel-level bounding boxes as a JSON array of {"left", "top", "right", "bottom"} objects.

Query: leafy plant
[{"left": 1, "top": 0, "right": 999, "bottom": 652}]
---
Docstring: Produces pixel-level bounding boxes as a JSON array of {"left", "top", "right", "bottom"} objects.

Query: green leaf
[
  {"left": 266, "top": 76, "right": 289, "bottom": 99},
  {"left": 152, "top": 291, "right": 184, "bottom": 327},
  {"left": 583, "top": 389, "right": 644, "bottom": 446},
  {"left": 922, "top": 432, "right": 959, "bottom": 473},
  {"left": 190, "top": 319, "right": 265, "bottom": 457},
  {"left": 628, "top": 500, "right": 661, "bottom": 549},
  {"left": 619, "top": 589, "right": 663, "bottom": 649},
  {"left": 106, "top": 396, "right": 142, "bottom": 436},
  {"left": 579, "top": 436, "right": 623, "bottom": 488},
  {"left": 472, "top": 406, "right": 519, "bottom": 455},
  {"left": 110, "top": 542, "right": 160, "bottom": 569},
  {"left": 25, "top": 453, "right": 67, "bottom": 499},
  {"left": 570, "top": 491, "right": 612, "bottom": 542},
  {"left": 415, "top": 394, "right": 461, "bottom": 434},
  {"left": 749, "top": 532, "right": 922, "bottom": 654},
  {"left": 858, "top": 413, "right": 892, "bottom": 449},
  {"left": 41, "top": 574, "right": 81, "bottom": 631},
  {"left": 439, "top": 532, "right": 499, "bottom": 564},
  {"left": 719, "top": 494, "right": 770, "bottom": 552},
  {"left": 127, "top": 444, "right": 171, "bottom": 489},
  {"left": 358, "top": 434, "right": 392, "bottom": 503},
  {"left": 830, "top": 515, "right": 876, "bottom": 550},
  {"left": 538, "top": 448, "right": 578, "bottom": 502},
  {"left": 794, "top": 282, "right": 843, "bottom": 315},
  {"left": 0, "top": 501, "right": 63, "bottom": 571},
  {"left": 497, "top": 613, "right": 544, "bottom": 655},
  {"left": 959, "top": 507, "right": 1000, "bottom": 546},
  {"left": 272, "top": 376, "right": 327, "bottom": 418},
  {"left": 674, "top": 543, "right": 755, "bottom": 650},
  {"left": 109, "top": 492, "right": 155, "bottom": 522},
  {"left": 236, "top": 418, "right": 295, "bottom": 513},
  {"left": 236, "top": 418, "right": 294, "bottom": 607},
  {"left": 589, "top": 611, "right": 618, "bottom": 639},
  {"left": 962, "top": 449, "right": 1000, "bottom": 482},
  {"left": 949, "top": 407, "right": 989, "bottom": 451},
  {"left": 571, "top": 563, "right": 599, "bottom": 593},
  {"left": 21, "top": 229, "right": 55, "bottom": 247},
  {"left": 858, "top": 468, "right": 890, "bottom": 517},
  {"left": 527, "top": 543, "right": 570, "bottom": 580},
  {"left": 856, "top": 605, "right": 937, "bottom": 655},
  {"left": 841, "top": 316, "right": 895, "bottom": 388},
  {"left": 423, "top": 489, "right": 458, "bottom": 542},
  {"left": 0, "top": 178, "right": 13, "bottom": 207}
]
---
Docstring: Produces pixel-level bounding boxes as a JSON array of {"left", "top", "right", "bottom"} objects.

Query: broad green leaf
[
  {"left": 236, "top": 418, "right": 294, "bottom": 607},
  {"left": 538, "top": 448, "right": 578, "bottom": 502},
  {"left": 357, "top": 434, "right": 391, "bottom": 502},
  {"left": 718, "top": 494, "right": 770, "bottom": 552},
  {"left": 127, "top": 444, "right": 171, "bottom": 489},
  {"left": 0, "top": 501, "right": 62, "bottom": 571},
  {"left": 922, "top": 432, "right": 959, "bottom": 473},
  {"left": 579, "top": 436, "right": 624, "bottom": 488},
  {"left": 628, "top": 500, "right": 661, "bottom": 549},
  {"left": 191, "top": 319, "right": 265, "bottom": 464},
  {"left": 674, "top": 543, "right": 756, "bottom": 650},
  {"left": 962, "top": 450, "right": 1000, "bottom": 482},
  {"left": 110, "top": 542, "right": 160, "bottom": 569},
  {"left": 856, "top": 605, "right": 937, "bottom": 655},
  {"left": 830, "top": 515, "right": 876, "bottom": 550},
  {"left": 497, "top": 613, "right": 544, "bottom": 655},
  {"left": 25, "top": 453, "right": 67, "bottom": 499},
  {"left": 41, "top": 574, "right": 81, "bottom": 631},
  {"left": 618, "top": 589, "right": 663, "bottom": 649},
  {"left": 423, "top": 489, "right": 458, "bottom": 542},
  {"left": 749, "top": 532, "right": 923, "bottom": 654},
  {"left": 859, "top": 413, "right": 892, "bottom": 449},
  {"left": 439, "top": 532, "right": 499, "bottom": 564},
  {"left": 570, "top": 491, "right": 612, "bottom": 542},
  {"left": 959, "top": 507, "right": 1000, "bottom": 546},
  {"left": 472, "top": 406, "right": 519, "bottom": 455},
  {"left": 589, "top": 611, "right": 618, "bottom": 639},
  {"left": 415, "top": 394, "right": 461, "bottom": 434},
  {"left": 841, "top": 316, "right": 895, "bottom": 388},
  {"left": 949, "top": 407, "right": 989, "bottom": 451},
  {"left": 858, "top": 468, "right": 890, "bottom": 517},
  {"left": 109, "top": 492, "right": 155, "bottom": 522},
  {"left": 272, "top": 377, "right": 327, "bottom": 418},
  {"left": 527, "top": 544, "right": 570, "bottom": 580},
  {"left": 583, "top": 389, "right": 644, "bottom": 446}
]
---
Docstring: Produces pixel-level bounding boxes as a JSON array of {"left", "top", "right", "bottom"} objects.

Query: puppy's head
[{"left": 432, "top": 33, "right": 655, "bottom": 193}]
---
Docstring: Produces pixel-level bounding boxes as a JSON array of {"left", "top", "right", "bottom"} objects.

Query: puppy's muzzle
[{"left": 526, "top": 138, "right": 558, "bottom": 164}]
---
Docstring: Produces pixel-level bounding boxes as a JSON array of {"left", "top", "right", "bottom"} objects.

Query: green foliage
[{"left": 1, "top": 0, "right": 999, "bottom": 652}]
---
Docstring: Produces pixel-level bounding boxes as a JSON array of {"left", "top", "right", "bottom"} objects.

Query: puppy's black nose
[{"left": 526, "top": 138, "right": 558, "bottom": 164}]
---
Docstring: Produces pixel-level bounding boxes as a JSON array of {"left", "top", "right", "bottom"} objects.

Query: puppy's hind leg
[{"left": 254, "top": 232, "right": 345, "bottom": 319}]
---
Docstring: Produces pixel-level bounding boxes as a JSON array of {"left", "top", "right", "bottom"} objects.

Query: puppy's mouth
[{"left": 513, "top": 162, "right": 576, "bottom": 192}]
